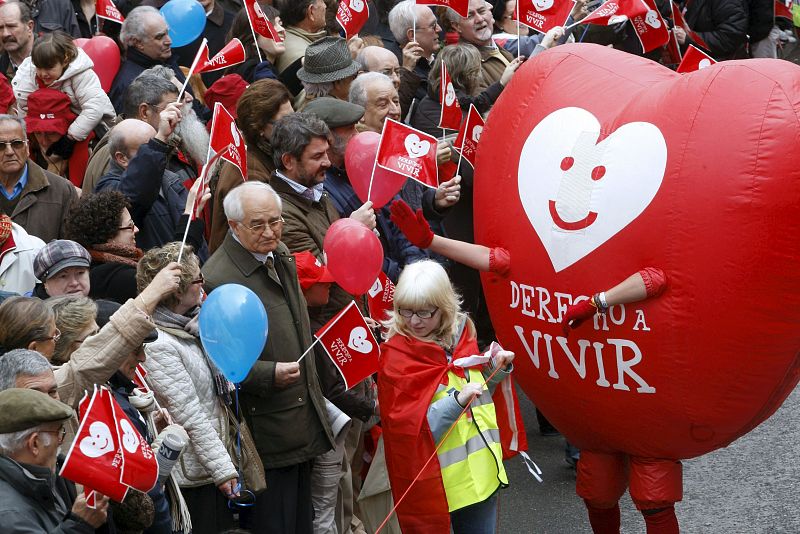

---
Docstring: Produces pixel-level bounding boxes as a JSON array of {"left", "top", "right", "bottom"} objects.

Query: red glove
[
  {"left": 389, "top": 199, "right": 434, "bottom": 248},
  {"left": 561, "top": 298, "right": 597, "bottom": 336},
  {"left": 488, "top": 247, "right": 511, "bottom": 275}
]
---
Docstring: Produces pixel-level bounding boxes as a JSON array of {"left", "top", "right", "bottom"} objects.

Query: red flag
[
  {"left": 671, "top": 1, "right": 708, "bottom": 49},
  {"left": 454, "top": 104, "right": 485, "bottom": 169},
  {"left": 336, "top": 0, "right": 370, "bottom": 39},
  {"left": 665, "top": 28, "right": 682, "bottom": 63},
  {"left": 316, "top": 301, "right": 380, "bottom": 390},
  {"left": 109, "top": 389, "right": 158, "bottom": 493},
  {"left": 515, "top": 0, "right": 575, "bottom": 35},
  {"left": 95, "top": 0, "right": 124, "bottom": 23},
  {"left": 210, "top": 102, "right": 248, "bottom": 180},
  {"left": 418, "top": 0, "right": 469, "bottom": 18},
  {"left": 776, "top": 0, "right": 793, "bottom": 20},
  {"left": 60, "top": 388, "right": 129, "bottom": 502},
  {"left": 196, "top": 38, "right": 246, "bottom": 73},
  {"left": 376, "top": 119, "right": 439, "bottom": 188},
  {"left": 629, "top": 0, "right": 669, "bottom": 52},
  {"left": 580, "top": 0, "right": 648, "bottom": 25},
  {"left": 438, "top": 62, "right": 462, "bottom": 130},
  {"left": 132, "top": 364, "right": 150, "bottom": 393},
  {"left": 367, "top": 271, "right": 395, "bottom": 322},
  {"left": 676, "top": 44, "right": 716, "bottom": 73},
  {"left": 245, "top": 0, "right": 283, "bottom": 42}
]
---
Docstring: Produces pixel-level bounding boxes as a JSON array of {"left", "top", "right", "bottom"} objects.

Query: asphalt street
[{"left": 497, "top": 386, "right": 800, "bottom": 534}]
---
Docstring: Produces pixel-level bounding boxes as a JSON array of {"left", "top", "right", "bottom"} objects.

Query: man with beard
[{"left": 0, "top": 2, "right": 35, "bottom": 80}]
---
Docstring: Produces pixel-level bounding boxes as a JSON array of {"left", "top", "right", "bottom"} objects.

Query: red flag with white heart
[
  {"left": 671, "top": 0, "right": 708, "bottom": 49},
  {"left": 109, "top": 388, "right": 158, "bottom": 493},
  {"left": 336, "top": 0, "right": 369, "bottom": 39},
  {"left": 367, "top": 271, "right": 395, "bottom": 321},
  {"left": 96, "top": 0, "right": 124, "bottom": 23},
  {"left": 515, "top": 0, "right": 575, "bottom": 35},
  {"left": 676, "top": 44, "right": 716, "bottom": 73},
  {"left": 418, "top": 0, "right": 469, "bottom": 17},
  {"left": 580, "top": 0, "right": 647, "bottom": 26},
  {"left": 628, "top": 0, "right": 669, "bottom": 52},
  {"left": 245, "top": 0, "right": 283, "bottom": 42},
  {"left": 376, "top": 119, "right": 439, "bottom": 188},
  {"left": 454, "top": 104, "right": 485, "bottom": 169},
  {"left": 196, "top": 38, "right": 246, "bottom": 73},
  {"left": 60, "top": 387, "right": 129, "bottom": 502},
  {"left": 316, "top": 301, "right": 380, "bottom": 390},
  {"left": 210, "top": 102, "right": 248, "bottom": 180},
  {"left": 438, "top": 61, "right": 462, "bottom": 130}
]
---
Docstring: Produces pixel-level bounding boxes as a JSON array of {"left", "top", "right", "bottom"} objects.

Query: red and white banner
[
  {"left": 629, "top": 0, "right": 669, "bottom": 52},
  {"left": 676, "top": 44, "right": 716, "bottom": 73},
  {"left": 112, "top": 392, "right": 158, "bottom": 492},
  {"left": 438, "top": 62, "right": 462, "bottom": 130},
  {"left": 776, "top": 0, "right": 793, "bottom": 20},
  {"left": 96, "top": 0, "right": 124, "bottom": 23},
  {"left": 580, "top": 0, "right": 647, "bottom": 25},
  {"left": 210, "top": 102, "right": 248, "bottom": 180},
  {"left": 418, "top": 0, "right": 469, "bottom": 18},
  {"left": 367, "top": 271, "right": 395, "bottom": 322},
  {"left": 454, "top": 104, "right": 485, "bottom": 169},
  {"left": 316, "top": 301, "right": 380, "bottom": 390},
  {"left": 336, "top": 0, "right": 370, "bottom": 39},
  {"left": 376, "top": 119, "right": 438, "bottom": 188},
  {"left": 671, "top": 1, "right": 708, "bottom": 49},
  {"left": 515, "top": 0, "right": 574, "bottom": 35},
  {"left": 196, "top": 39, "right": 246, "bottom": 74},
  {"left": 133, "top": 365, "right": 150, "bottom": 393},
  {"left": 245, "top": 0, "right": 283, "bottom": 42}
]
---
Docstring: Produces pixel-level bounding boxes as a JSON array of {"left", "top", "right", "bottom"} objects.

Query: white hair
[
  {"left": 0, "top": 425, "right": 53, "bottom": 456},
  {"left": 388, "top": 0, "right": 418, "bottom": 46},
  {"left": 223, "top": 182, "right": 282, "bottom": 222},
  {"left": 120, "top": 6, "right": 163, "bottom": 48},
  {"left": 0, "top": 349, "right": 52, "bottom": 392},
  {"left": 349, "top": 72, "right": 393, "bottom": 108}
]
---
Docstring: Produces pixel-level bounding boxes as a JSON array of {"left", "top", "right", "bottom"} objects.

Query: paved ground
[{"left": 498, "top": 386, "right": 800, "bottom": 533}]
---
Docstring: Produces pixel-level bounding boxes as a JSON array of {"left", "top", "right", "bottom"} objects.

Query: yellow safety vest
[{"left": 431, "top": 367, "right": 508, "bottom": 512}]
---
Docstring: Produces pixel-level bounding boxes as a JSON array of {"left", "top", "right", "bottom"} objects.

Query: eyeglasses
[
  {"left": 118, "top": 221, "right": 136, "bottom": 232},
  {"left": 40, "top": 328, "right": 61, "bottom": 343},
  {"left": 398, "top": 308, "right": 438, "bottom": 319},
  {"left": 39, "top": 426, "right": 67, "bottom": 444},
  {"left": 238, "top": 217, "right": 284, "bottom": 234},
  {"left": 379, "top": 67, "right": 402, "bottom": 78},
  {"left": 0, "top": 139, "right": 27, "bottom": 150},
  {"left": 415, "top": 20, "right": 439, "bottom": 31},
  {"left": 190, "top": 273, "right": 204, "bottom": 285}
]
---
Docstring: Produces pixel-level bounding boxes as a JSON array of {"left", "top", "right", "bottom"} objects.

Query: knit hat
[
  {"left": 293, "top": 250, "right": 335, "bottom": 289},
  {"left": 33, "top": 239, "right": 90, "bottom": 281},
  {"left": 297, "top": 37, "right": 361, "bottom": 84},
  {"left": 25, "top": 87, "right": 77, "bottom": 135},
  {"left": 204, "top": 74, "right": 249, "bottom": 119}
]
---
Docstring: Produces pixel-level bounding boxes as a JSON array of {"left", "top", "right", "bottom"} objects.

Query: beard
[{"left": 170, "top": 105, "right": 210, "bottom": 167}]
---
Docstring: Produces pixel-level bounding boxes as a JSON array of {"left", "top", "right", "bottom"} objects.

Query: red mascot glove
[
  {"left": 390, "top": 199, "right": 434, "bottom": 248},
  {"left": 562, "top": 298, "right": 597, "bottom": 336},
  {"left": 488, "top": 247, "right": 511, "bottom": 275}
]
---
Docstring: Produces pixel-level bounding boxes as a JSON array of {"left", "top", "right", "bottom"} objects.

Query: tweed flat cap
[
  {"left": 297, "top": 37, "right": 362, "bottom": 84},
  {"left": 33, "top": 239, "right": 90, "bottom": 281},
  {"left": 0, "top": 388, "right": 73, "bottom": 433},
  {"left": 303, "top": 97, "right": 365, "bottom": 128}
]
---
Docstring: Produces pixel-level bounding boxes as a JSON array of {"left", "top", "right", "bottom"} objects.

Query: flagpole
[
  {"left": 412, "top": 3, "right": 416, "bottom": 43},
  {"left": 247, "top": 8, "right": 264, "bottom": 62},
  {"left": 516, "top": 0, "right": 521, "bottom": 59},
  {"left": 454, "top": 131, "right": 466, "bottom": 180},
  {"left": 296, "top": 302, "right": 357, "bottom": 363},
  {"left": 177, "top": 178, "right": 203, "bottom": 264},
  {"left": 296, "top": 337, "right": 321, "bottom": 363},
  {"left": 176, "top": 38, "right": 207, "bottom": 103},
  {"left": 367, "top": 125, "right": 387, "bottom": 202}
]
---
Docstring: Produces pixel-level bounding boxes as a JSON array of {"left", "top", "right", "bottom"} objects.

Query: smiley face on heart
[
  {"left": 119, "top": 418, "right": 140, "bottom": 453},
  {"left": 445, "top": 82, "right": 456, "bottom": 106},
  {"left": 348, "top": 327, "right": 373, "bottom": 354},
  {"left": 698, "top": 58, "right": 712, "bottom": 69},
  {"left": 404, "top": 134, "right": 431, "bottom": 159},
  {"left": 230, "top": 123, "right": 241, "bottom": 147},
  {"left": 472, "top": 125, "right": 483, "bottom": 143},
  {"left": 644, "top": 10, "right": 662, "bottom": 28},
  {"left": 368, "top": 278, "right": 383, "bottom": 298},
  {"left": 349, "top": 0, "right": 365, "bottom": 12},
  {"left": 80, "top": 421, "right": 115, "bottom": 458},
  {"left": 533, "top": 0, "right": 554, "bottom": 11}
]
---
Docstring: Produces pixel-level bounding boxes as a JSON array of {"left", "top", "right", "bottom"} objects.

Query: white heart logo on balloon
[
  {"left": 533, "top": 0, "right": 554, "bottom": 11},
  {"left": 79, "top": 421, "right": 115, "bottom": 458},
  {"left": 644, "top": 10, "right": 662, "bottom": 28},
  {"left": 404, "top": 134, "right": 430, "bottom": 159},
  {"left": 350, "top": 0, "right": 365, "bottom": 12},
  {"left": 472, "top": 125, "right": 483, "bottom": 143},
  {"left": 518, "top": 107, "right": 666, "bottom": 272},
  {"left": 119, "top": 418, "right": 140, "bottom": 453},
  {"left": 445, "top": 82, "right": 456, "bottom": 106},
  {"left": 348, "top": 327, "right": 373, "bottom": 354}
]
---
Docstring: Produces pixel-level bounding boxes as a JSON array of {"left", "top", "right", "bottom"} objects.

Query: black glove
[{"left": 46, "top": 136, "right": 76, "bottom": 159}]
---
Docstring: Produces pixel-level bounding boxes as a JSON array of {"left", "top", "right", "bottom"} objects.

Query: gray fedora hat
[{"left": 297, "top": 37, "right": 362, "bottom": 84}]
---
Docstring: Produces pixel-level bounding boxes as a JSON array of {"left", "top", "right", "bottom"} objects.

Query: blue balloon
[
  {"left": 199, "top": 284, "right": 268, "bottom": 383},
  {"left": 160, "top": 0, "right": 206, "bottom": 47}
]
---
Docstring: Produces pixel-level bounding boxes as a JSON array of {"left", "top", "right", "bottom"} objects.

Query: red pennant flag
[
  {"left": 132, "top": 365, "right": 150, "bottom": 393},
  {"left": 629, "top": 0, "right": 669, "bottom": 52},
  {"left": 676, "top": 44, "right": 716, "bottom": 73},
  {"left": 438, "top": 62, "right": 462, "bottom": 130},
  {"left": 367, "top": 271, "right": 395, "bottom": 322},
  {"left": 776, "top": 0, "right": 793, "bottom": 20},
  {"left": 580, "top": 0, "right": 648, "bottom": 25},
  {"left": 96, "top": 0, "right": 124, "bottom": 23},
  {"left": 316, "top": 301, "right": 380, "bottom": 390},
  {"left": 210, "top": 102, "right": 248, "bottom": 180},
  {"left": 196, "top": 38, "right": 246, "bottom": 74},
  {"left": 336, "top": 0, "right": 370, "bottom": 39},
  {"left": 60, "top": 388, "right": 129, "bottom": 502},
  {"left": 418, "top": 0, "right": 469, "bottom": 18},
  {"left": 454, "top": 104, "right": 485, "bottom": 169},
  {"left": 110, "top": 389, "right": 158, "bottom": 493},
  {"left": 515, "top": 0, "right": 575, "bottom": 35},
  {"left": 245, "top": 0, "right": 283, "bottom": 42},
  {"left": 376, "top": 119, "right": 438, "bottom": 188},
  {"left": 671, "top": 1, "right": 708, "bottom": 49}
]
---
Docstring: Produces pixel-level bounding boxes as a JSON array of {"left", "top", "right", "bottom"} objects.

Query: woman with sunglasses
[
  {"left": 67, "top": 185, "right": 210, "bottom": 304},
  {"left": 135, "top": 242, "right": 240, "bottom": 534},
  {"left": 378, "top": 259, "right": 517, "bottom": 534}
]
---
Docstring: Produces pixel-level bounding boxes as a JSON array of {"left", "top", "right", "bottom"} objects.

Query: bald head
[
  {"left": 109, "top": 119, "right": 157, "bottom": 169},
  {"left": 357, "top": 46, "right": 401, "bottom": 89}
]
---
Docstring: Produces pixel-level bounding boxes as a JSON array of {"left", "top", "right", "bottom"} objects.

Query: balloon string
[{"left": 374, "top": 364, "right": 504, "bottom": 534}]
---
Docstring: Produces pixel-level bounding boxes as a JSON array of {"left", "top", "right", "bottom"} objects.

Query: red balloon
[
  {"left": 474, "top": 44, "right": 800, "bottom": 460},
  {"left": 75, "top": 36, "right": 120, "bottom": 92},
  {"left": 324, "top": 218, "right": 384, "bottom": 295},
  {"left": 345, "top": 131, "right": 408, "bottom": 209}
]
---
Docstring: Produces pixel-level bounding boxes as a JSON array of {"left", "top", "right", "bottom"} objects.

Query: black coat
[
  {"left": 108, "top": 48, "right": 195, "bottom": 114},
  {"left": 683, "top": 0, "right": 749, "bottom": 59}
]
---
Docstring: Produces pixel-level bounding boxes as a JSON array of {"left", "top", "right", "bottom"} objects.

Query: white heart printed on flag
[
  {"left": 644, "top": 10, "right": 662, "bottom": 28},
  {"left": 348, "top": 327, "right": 373, "bottom": 354},
  {"left": 350, "top": 0, "right": 365, "bottom": 12},
  {"left": 119, "top": 418, "right": 141, "bottom": 453},
  {"left": 368, "top": 278, "right": 383, "bottom": 298},
  {"left": 254, "top": 1, "right": 265, "bottom": 17},
  {"left": 79, "top": 422, "right": 115, "bottom": 458},
  {"left": 230, "top": 123, "right": 241, "bottom": 146},
  {"left": 445, "top": 82, "right": 456, "bottom": 106},
  {"left": 404, "top": 134, "right": 431, "bottom": 159},
  {"left": 533, "top": 0, "right": 554, "bottom": 11},
  {"left": 608, "top": 14, "right": 628, "bottom": 24},
  {"left": 472, "top": 125, "right": 483, "bottom": 143},
  {"left": 698, "top": 58, "right": 711, "bottom": 69},
  {"left": 518, "top": 107, "right": 666, "bottom": 272}
]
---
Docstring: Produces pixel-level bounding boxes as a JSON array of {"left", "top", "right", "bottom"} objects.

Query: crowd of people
[{"left": 0, "top": 0, "right": 790, "bottom": 533}]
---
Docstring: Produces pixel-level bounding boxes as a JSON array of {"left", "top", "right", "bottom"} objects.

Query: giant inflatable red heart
[{"left": 474, "top": 44, "right": 800, "bottom": 460}]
